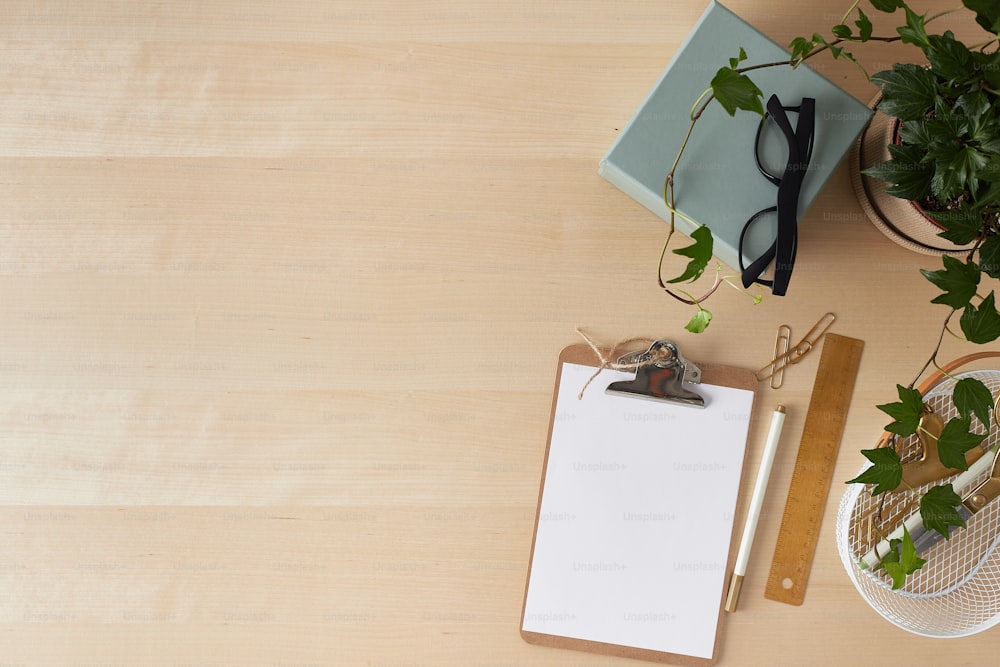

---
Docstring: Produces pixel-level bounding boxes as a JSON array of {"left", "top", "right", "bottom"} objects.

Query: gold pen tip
[
  {"left": 724, "top": 574, "right": 744, "bottom": 613},
  {"left": 776, "top": 405, "right": 786, "bottom": 414}
]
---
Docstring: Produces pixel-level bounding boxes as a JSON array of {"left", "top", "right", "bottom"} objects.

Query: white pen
[{"left": 725, "top": 405, "right": 786, "bottom": 612}]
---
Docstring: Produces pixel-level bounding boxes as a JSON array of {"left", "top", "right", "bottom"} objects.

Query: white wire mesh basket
[{"left": 836, "top": 369, "right": 1000, "bottom": 637}]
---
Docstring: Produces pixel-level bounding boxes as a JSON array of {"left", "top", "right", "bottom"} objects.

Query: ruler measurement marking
[{"left": 764, "top": 333, "right": 864, "bottom": 605}]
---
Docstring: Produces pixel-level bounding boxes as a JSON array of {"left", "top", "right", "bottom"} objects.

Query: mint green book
[{"left": 599, "top": 0, "right": 872, "bottom": 280}]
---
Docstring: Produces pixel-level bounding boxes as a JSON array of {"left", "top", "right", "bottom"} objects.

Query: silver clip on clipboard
[{"left": 605, "top": 339, "right": 705, "bottom": 408}]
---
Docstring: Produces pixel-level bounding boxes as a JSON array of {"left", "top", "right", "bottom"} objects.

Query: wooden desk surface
[{"left": 1, "top": 0, "right": 994, "bottom": 664}]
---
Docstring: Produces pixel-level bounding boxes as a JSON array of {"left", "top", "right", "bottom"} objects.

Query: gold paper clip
[
  {"left": 756, "top": 312, "right": 836, "bottom": 383},
  {"left": 768, "top": 324, "right": 791, "bottom": 389}
]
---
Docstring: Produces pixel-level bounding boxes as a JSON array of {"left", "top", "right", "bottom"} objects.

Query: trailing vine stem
[
  {"left": 658, "top": 97, "right": 716, "bottom": 304},
  {"left": 907, "top": 310, "right": 958, "bottom": 391},
  {"left": 840, "top": 0, "right": 863, "bottom": 26},
  {"left": 907, "top": 240, "right": 984, "bottom": 391}
]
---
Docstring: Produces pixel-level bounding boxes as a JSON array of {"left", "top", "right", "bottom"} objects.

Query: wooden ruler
[{"left": 765, "top": 333, "right": 864, "bottom": 605}]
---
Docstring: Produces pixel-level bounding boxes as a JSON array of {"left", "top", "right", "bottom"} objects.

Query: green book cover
[{"left": 599, "top": 0, "right": 873, "bottom": 282}]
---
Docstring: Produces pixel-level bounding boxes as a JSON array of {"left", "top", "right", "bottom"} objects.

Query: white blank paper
[{"left": 522, "top": 362, "right": 755, "bottom": 659}]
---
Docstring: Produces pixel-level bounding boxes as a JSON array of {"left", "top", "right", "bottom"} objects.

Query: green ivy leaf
[
  {"left": 920, "top": 255, "right": 980, "bottom": 309},
  {"left": 877, "top": 384, "right": 924, "bottom": 436},
  {"left": 684, "top": 308, "right": 712, "bottom": 334},
  {"left": 920, "top": 484, "right": 967, "bottom": 538},
  {"left": 871, "top": 65, "right": 938, "bottom": 121},
  {"left": 869, "top": 0, "right": 904, "bottom": 12},
  {"left": 846, "top": 447, "right": 902, "bottom": 495},
  {"left": 933, "top": 146, "right": 990, "bottom": 201},
  {"left": 729, "top": 47, "right": 748, "bottom": 70},
  {"left": 928, "top": 204, "right": 982, "bottom": 245},
  {"left": 937, "top": 416, "right": 986, "bottom": 470},
  {"left": 667, "top": 225, "right": 713, "bottom": 284},
  {"left": 979, "top": 235, "right": 1000, "bottom": 279},
  {"left": 880, "top": 556, "right": 908, "bottom": 588},
  {"left": 960, "top": 291, "right": 1000, "bottom": 343},
  {"left": 953, "top": 376, "right": 994, "bottom": 426},
  {"left": 981, "top": 156, "right": 1000, "bottom": 184},
  {"left": 788, "top": 36, "right": 815, "bottom": 63},
  {"left": 830, "top": 44, "right": 844, "bottom": 59},
  {"left": 963, "top": 0, "right": 1000, "bottom": 34},
  {"left": 878, "top": 526, "right": 926, "bottom": 590},
  {"left": 975, "top": 50, "right": 1000, "bottom": 90},
  {"left": 862, "top": 143, "right": 934, "bottom": 201},
  {"left": 897, "top": 6, "right": 931, "bottom": 48},
  {"left": 832, "top": 24, "right": 852, "bottom": 39},
  {"left": 856, "top": 9, "right": 873, "bottom": 41},
  {"left": 710, "top": 67, "right": 764, "bottom": 117},
  {"left": 899, "top": 527, "right": 926, "bottom": 574},
  {"left": 811, "top": 32, "right": 845, "bottom": 60},
  {"left": 925, "top": 97, "right": 987, "bottom": 200},
  {"left": 924, "top": 98, "right": 972, "bottom": 200},
  {"left": 927, "top": 33, "right": 973, "bottom": 83},
  {"left": 836, "top": 47, "right": 860, "bottom": 68},
  {"left": 957, "top": 91, "right": 990, "bottom": 123},
  {"left": 896, "top": 117, "right": 933, "bottom": 147},
  {"left": 968, "top": 112, "right": 1000, "bottom": 156},
  {"left": 975, "top": 155, "right": 1000, "bottom": 196}
]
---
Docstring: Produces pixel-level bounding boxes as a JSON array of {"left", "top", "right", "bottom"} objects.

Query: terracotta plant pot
[{"left": 849, "top": 96, "right": 977, "bottom": 256}]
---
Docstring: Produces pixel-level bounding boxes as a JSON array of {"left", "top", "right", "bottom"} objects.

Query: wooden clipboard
[{"left": 520, "top": 343, "right": 758, "bottom": 665}]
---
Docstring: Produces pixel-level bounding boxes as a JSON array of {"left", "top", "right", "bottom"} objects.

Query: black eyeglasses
[{"left": 738, "top": 94, "right": 815, "bottom": 296}]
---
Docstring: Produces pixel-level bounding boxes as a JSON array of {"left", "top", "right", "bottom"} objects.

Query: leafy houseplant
[
  {"left": 658, "top": 0, "right": 1000, "bottom": 588},
  {"left": 848, "top": 2, "right": 1000, "bottom": 587}
]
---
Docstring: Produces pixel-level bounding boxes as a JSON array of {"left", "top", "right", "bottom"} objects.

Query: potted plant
[
  {"left": 855, "top": 5, "right": 1000, "bottom": 257},
  {"left": 659, "top": 0, "right": 1000, "bottom": 590},
  {"left": 843, "top": 2, "right": 1000, "bottom": 590}
]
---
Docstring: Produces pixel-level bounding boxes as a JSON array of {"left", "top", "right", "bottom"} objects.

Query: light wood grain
[{"left": 1, "top": 0, "right": 996, "bottom": 664}]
